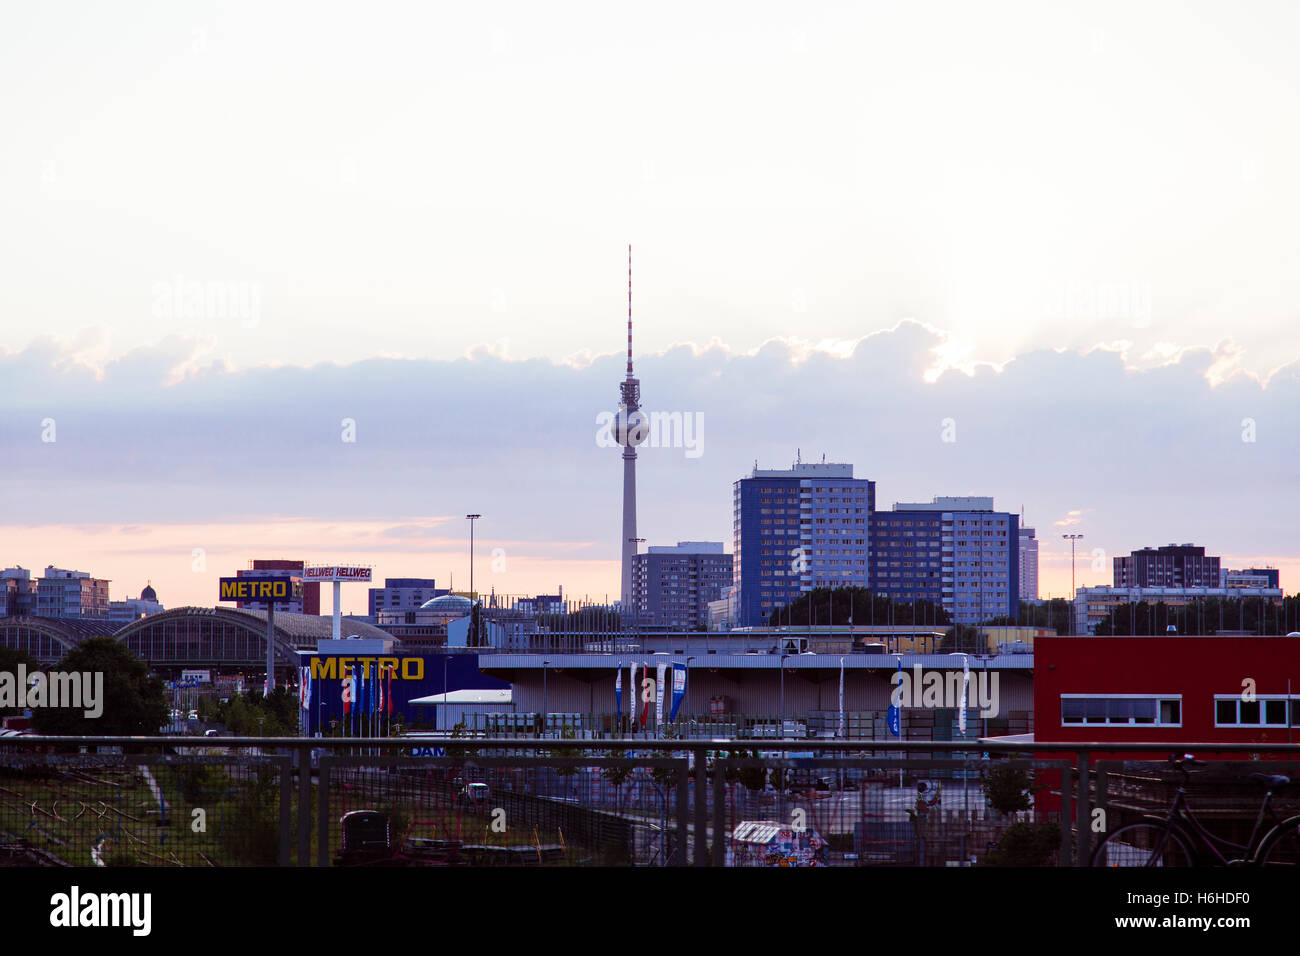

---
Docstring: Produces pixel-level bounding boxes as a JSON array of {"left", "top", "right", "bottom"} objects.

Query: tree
[
  {"left": 0, "top": 646, "right": 40, "bottom": 719},
  {"left": 982, "top": 766, "right": 1034, "bottom": 815},
  {"left": 1018, "top": 599, "right": 1072, "bottom": 634},
  {"left": 939, "top": 624, "right": 983, "bottom": 654},
  {"left": 1091, "top": 595, "right": 1300, "bottom": 636},
  {"left": 552, "top": 726, "right": 581, "bottom": 778},
  {"left": 30, "top": 637, "right": 166, "bottom": 736},
  {"left": 210, "top": 688, "right": 298, "bottom": 736},
  {"left": 767, "top": 587, "right": 952, "bottom": 628}
]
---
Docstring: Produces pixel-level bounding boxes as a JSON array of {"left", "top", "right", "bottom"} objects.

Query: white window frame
[
  {"left": 1213, "top": 694, "right": 1297, "bottom": 728},
  {"left": 1060, "top": 694, "right": 1183, "bottom": 728}
]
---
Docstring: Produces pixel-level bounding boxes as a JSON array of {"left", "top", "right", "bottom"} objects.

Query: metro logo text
[
  {"left": 310, "top": 656, "right": 425, "bottom": 680},
  {"left": 217, "top": 576, "right": 301, "bottom": 603}
]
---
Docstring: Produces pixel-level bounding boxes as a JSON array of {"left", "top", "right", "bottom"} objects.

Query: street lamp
[
  {"left": 466, "top": 514, "right": 481, "bottom": 598},
  {"left": 1062, "top": 534, "right": 1084, "bottom": 636}
]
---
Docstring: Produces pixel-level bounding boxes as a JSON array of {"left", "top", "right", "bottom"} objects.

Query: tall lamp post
[
  {"left": 466, "top": 514, "right": 481, "bottom": 597},
  {"left": 1062, "top": 533, "right": 1084, "bottom": 635}
]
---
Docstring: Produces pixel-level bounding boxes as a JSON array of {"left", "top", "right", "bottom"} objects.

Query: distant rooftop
[
  {"left": 893, "top": 496, "right": 996, "bottom": 511},
  {"left": 750, "top": 463, "right": 854, "bottom": 478},
  {"left": 646, "top": 541, "right": 726, "bottom": 555}
]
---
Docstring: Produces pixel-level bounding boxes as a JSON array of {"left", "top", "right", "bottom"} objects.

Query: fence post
[
  {"left": 1076, "top": 750, "right": 1090, "bottom": 867},
  {"left": 298, "top": 741, "right": 312, "bottom": 866},
  {"left": 317, "top": 757, "right": 332, "bottom": 867},
  {"left": 677, "top": 757, "right": 690, "bottom": 867},
  {"left": 278, "top": 754, "right": 292, "bottom": 867},
  {"left": 693, "top": 745, "right": 708, "bottom": 866},
  {"left": 712, "top": 757, "right": 727, "bottom": 866}
]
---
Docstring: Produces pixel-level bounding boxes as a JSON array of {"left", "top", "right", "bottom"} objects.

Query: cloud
[{"left": 0, "top": 324, "right": 1297, "bottom": 602}]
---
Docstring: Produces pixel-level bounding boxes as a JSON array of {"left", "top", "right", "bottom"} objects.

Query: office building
[
  {"left": 708, "top": 586, "right": 737, "bottom": 631},
  {"left": 1072, "top": 584, "right": 1285, "bottom": 634},
  {"left": 0, "top": 568, "right": 36, "bottom": 617},
  {"left": 1019, "top": 525, "right": 1039, "bottom": 601},
  {"left": 873, "top": 497, "right": 1019, "bottom": 625},
  {"left": 1113, "top": 544, "right": 1220, "bottom": 589},
  {"left": 508, "top": 592, "right": 566, "bottom": 616},
  {"left": 1221, "top": 568, "right": 1281, "bottom": 590},
  {"left": 632, "top": 542, "right": 734, "bottom": 629},
  {"left": 35, "top": 566, "right": 110, "bottom": 619},
  {"left": 368, "top": 578, "right": 447, "bottom": 616},
  {"left": 733, "top": 463, "right": 875, "bottom": 627}
]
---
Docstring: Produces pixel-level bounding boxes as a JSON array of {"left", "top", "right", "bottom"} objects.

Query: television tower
[{"left": 618, "top": 245, "right": 645, "bottom": 612}]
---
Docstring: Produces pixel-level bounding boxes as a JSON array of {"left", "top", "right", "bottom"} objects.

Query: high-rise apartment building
[
  {"left": 1113, "top": 544, "right": 1220, "bottom": 589},
  {"left": 1019, "top": 526, "right": 1039, "bottom": 601},
  {"left": 632, "top": 542, "right": 734, "bottom": 628},
  {"left": 873, "top": 497, "right": 1019, "bottom": 624},
  {"left": 733, "top": 463, "right": 875, "bottom": 626}
]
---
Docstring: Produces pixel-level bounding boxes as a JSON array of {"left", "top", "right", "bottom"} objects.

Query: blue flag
[
  {"left": 668, "top": 663, "right": 687, "bottom": 721},
  {"left": 887, "top": 658, "right": 902, "bottom": 737}
]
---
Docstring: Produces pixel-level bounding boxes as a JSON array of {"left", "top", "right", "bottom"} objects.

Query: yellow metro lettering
[{"left": 310, "top": 658, "right": 337, "bottom": 680}]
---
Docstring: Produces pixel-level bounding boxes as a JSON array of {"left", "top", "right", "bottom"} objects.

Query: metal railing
[{"left": 2, "top": 737, "right": 1298, "bottom": 867}]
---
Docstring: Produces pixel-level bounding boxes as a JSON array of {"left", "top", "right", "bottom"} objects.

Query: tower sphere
[{"left": 613, "top": 405, "right": 648, "bottom": 446}]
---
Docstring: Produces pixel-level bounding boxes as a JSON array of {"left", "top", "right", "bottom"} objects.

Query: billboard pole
[
  {"left": 266, "top": 602, "right": 276, "bottom": 694},
  {"left": 333, "top": 581, "right": 342, "bottom": 640}
]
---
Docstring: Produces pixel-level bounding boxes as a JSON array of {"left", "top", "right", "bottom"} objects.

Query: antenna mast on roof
[{"left": 626, "top": 244, "right": 634, "bottom": 377}]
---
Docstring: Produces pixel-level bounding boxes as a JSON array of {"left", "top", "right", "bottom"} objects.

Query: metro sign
[
  {"left": 218, "top": 576, "right": 303, "bottom": 603},
  {"left": 303, "top": 566, "right": 373, "bottom": 582}
]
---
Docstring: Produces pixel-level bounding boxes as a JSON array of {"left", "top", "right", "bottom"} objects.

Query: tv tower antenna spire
[
  {"left": 627, "top": 244, "right": 634, "bottom": 377},
  {"left": 618, "top": 244, "right": 644, "bottom": 616}
]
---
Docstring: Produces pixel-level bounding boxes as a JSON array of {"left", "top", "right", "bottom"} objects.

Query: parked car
[{"left": 457, "top": 782, "right": 491, "bottom": 811}]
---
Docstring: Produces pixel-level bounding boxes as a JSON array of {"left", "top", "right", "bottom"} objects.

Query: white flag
[
  {"left": 655, "top": 662, "right": 667, "bottom": 729},
  {"left": 958, "top": 656, "right": 969, "bottom": 735}
]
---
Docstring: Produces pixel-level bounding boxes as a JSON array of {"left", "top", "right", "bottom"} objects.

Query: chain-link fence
[{"left": 3, "top": 738, "right": 1298, "bottom": 867}]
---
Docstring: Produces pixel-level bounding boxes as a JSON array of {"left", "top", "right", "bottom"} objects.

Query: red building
[
  {"left": 1035, "top": 635, "right": 1300, "bottom": 749},
  {"left": 236, "top": 559, "right": 320, "bottom": 616}
]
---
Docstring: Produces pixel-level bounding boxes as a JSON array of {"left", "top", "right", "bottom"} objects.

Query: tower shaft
[{"left": 619, "top": 244, "right": 640, "bottom": 613}]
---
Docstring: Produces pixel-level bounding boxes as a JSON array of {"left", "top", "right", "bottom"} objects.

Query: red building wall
[{"left": 1035, "top": 636, "right": 1300, "bottom": 748}]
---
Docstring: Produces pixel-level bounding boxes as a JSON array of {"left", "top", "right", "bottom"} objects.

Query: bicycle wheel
[
  {"left": 1091, "top": 822, "right": 1195, "bottom": 867},
  {"left": 1256, "top": 817, "right": 1300, "bottom": 866}
]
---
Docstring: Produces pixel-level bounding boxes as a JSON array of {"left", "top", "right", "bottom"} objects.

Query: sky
[{"left": 2, "top": 1, "right": 1298, "bottom": 613}]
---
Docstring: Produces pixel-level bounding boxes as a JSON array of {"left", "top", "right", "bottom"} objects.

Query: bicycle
[{"left": 1091, "top": 753, "right": 1300, "bottom": 867}]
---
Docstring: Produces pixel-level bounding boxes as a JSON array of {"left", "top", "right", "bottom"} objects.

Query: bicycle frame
[{"left": 1150, "top": 781, "right": 1286, "bottom": 865}]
